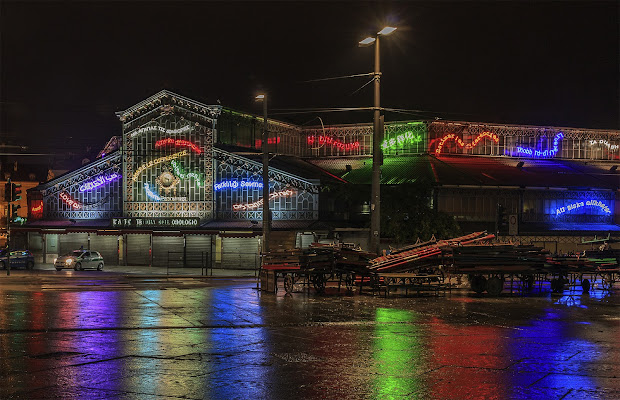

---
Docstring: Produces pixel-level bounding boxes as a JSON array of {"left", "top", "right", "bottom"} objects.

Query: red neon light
[
  {"left": 155, "top": 138, "right": 202, "bottom": 154},
  {"left": 307, "top": 135, "right": 360, "bottom": 151},
  {"left": 255, "top": 137, "right": 281, "bottom": 148},
  {"left": 31, "top": 201, "right": 43, "bottom": 219},
  {"left": 435, "top": 131, "right": 499, "bottom": 155},
  {"left": 59, "top": 192, "right": 82, "bottom": 210}
]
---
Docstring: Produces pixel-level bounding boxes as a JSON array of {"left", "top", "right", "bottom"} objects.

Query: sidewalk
[{"left": 7, "top": 263, "right": 260, "bottom": 278}]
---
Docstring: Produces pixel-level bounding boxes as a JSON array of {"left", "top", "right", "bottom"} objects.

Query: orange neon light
[
  {"left": 31, "top": 204, "right": 42, "bottom": 212},
  {"left": 155, "top": 138, "right": 202, "bottom": 154},
  {"left": 232, "top": 190, "right": 295, "bottom": 211},
  {"left": 435, "top": 131, "right": 499, "bottom": 155}
]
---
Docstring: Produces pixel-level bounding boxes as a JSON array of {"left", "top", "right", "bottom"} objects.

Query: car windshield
[{"left": 69, "top": 251, "right": 85, "bottom": 257}]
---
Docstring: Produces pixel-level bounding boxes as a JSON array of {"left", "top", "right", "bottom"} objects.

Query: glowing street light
[{"left": 359, "top": 25, "right": 397, "bottom": 254}]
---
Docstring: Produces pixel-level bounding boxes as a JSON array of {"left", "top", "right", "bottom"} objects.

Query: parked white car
[{"left": 54, "top": 250, "right": 104, "bottom": 271}]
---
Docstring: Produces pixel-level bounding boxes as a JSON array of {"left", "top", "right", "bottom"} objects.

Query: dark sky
[{"left": 1, "top": 1, "right": 618, "bottom": 154}]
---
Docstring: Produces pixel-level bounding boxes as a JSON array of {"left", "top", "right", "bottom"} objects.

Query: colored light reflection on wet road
[{"left": 373, "top": 308, "right": 421, "bottom": 398}]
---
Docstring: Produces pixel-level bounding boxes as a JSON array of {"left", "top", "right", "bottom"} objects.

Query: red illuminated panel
[
  {"left": 435, "top": 131, "right": 499, "bottom": 155},
  {"left": 30, "top": 201, "right": 43, "bottom": 219},
  {"left": 155, "top": 138, "right": 202, "bottom": 154},
  {"left": 255, "top": 137, "right": 281, "bottom": 148}
]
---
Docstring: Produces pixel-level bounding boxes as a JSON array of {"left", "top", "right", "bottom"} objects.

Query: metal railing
[{"left": 166, "top": 251, "right": 211, "bottom": 276}]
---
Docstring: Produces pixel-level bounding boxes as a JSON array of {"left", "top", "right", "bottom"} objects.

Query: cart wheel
[
  {"left": 312, "top": 274, "right": 326, "bottom": 293},
  {"left": 487, "top": 276, "right": 503, "bottom": 296},
  {"left": 284, "top": 274, "right": 294, "bottom": 294},
  {"left": 601, "top": 275, "right": 612, "bottom": 290},
  {"left": 581, "top": 278, "right": 590, "bottom": 292},
  {"left": 470, "top": 275, "right": 487, "bottom": 294},
  {"left": 551, "top": 278, "right": 564, "bottom": 293}
]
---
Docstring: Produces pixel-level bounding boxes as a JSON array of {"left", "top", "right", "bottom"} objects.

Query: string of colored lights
[
  {"left": 214, "top": 180, "right": 263, "bottom": 191},
  {"left": 435, "top": 131, "right": 499, "bottom": 155},
  {"left": 144, "top": 183, "right": 161, "bottom": 201},
  {"left": 516, "top": 132, "right": 564, "bottom": 158},
  {"left": 307, "top": 135, "right": 360, "bottom": 151},
  {"left": 79, "top": 173, "right": 121, "bottom": 192},
  {"left": 170, "top": 160, "right": 203, "bottom": 186},
  {"left": 59, "top": 192, "right": 82, "bottom": 209},
  {"left": 155, "top": 138, "right": 202, "bottom": 154},
  {"left": 556, "top": 199, "right": 611, "bottom": 216},
  {"left": 381, "top": 131, "right": 422, "bottom": 150},
  {"left": 130, "top": 124, "right": 192, "bottom": 138},
  {"left": 132, "top": 150, "right": 189, "bottom": 182},
  {"left": 232, "top": 190, "right": 295, "bottom": 211}
]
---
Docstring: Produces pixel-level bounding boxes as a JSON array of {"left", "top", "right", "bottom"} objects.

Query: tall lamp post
[
  {"left": 256, "top": 93, "right": 270, "bottom": 254},
  {"left": 359, "top": 26, "right": 397, "bottom": 254}
]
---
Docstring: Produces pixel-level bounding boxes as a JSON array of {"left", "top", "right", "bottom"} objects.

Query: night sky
[{"left": 1, "top": 1, "right": 618, "bottom": 155}]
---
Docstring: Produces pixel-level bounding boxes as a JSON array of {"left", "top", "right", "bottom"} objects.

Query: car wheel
[
  {"left": 74, "top": 262, "right": 82, "bottom": 271},
  {"left": 97, "top": 263, "right": 103, "bottom": 271},
  {"left": 27, "top": 261, "right": 34, "bottom": 270},
  {"left": 56, "top": 268, "right": 63, "bottom": 271}
]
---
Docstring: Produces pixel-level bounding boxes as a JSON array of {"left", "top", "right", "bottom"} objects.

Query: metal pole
[
  {"left": 262, "top": 95, "right": 270, "bottom": 254},
  {"left": 370, "top": 36, "right": 382, "bottom": 254}
]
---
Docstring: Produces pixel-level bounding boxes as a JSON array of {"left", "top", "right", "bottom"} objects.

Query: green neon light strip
[
  {"left": 382, "top": 131, "right": 422, "bottom": 150},
  {"left": 171, "top": 160, "right": 203, "bottom": 186}
]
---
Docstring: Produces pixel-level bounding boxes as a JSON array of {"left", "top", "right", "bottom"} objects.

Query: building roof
[{"left": 309, "top": 154, "right": 620, "bottom": 190}]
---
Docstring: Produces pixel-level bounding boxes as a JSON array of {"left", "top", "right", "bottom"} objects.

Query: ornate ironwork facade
[
  {"left": 120, "top": 91, "right": 220, "bottom": 220},
  {"left": 213, "top": 149, "right": 319, "bottom": 221},
  {"left": 38, "top": 152, "right": 122, "bottom": 220}
]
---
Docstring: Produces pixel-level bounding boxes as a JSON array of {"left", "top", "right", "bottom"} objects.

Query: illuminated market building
[{"left": 15, "top": 90, "right": 620, "bottom": 267}]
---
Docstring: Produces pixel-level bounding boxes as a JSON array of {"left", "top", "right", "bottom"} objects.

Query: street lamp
[
  {"left": 359, "top": 26, "right": 397, "bottom": 255},
  {"left": 256, "top": 93, "right": 270, "bottom": 254}
]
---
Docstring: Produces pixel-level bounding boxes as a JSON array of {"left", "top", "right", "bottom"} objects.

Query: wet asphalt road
[{"left": 0, "top": 272, "right": 618, "bottom": 399}]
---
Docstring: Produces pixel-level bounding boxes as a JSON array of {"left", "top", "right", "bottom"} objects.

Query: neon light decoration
[
  {"left": 31, "top": 201, "right": 43, "bottom": 219},
  {"left": 31, "top": 204, "right": 42, "bottom": 212},
  {"left": 155, "top": 138, "right": 202, "bottom": 154},
  {"left": 79, "top": 173, "right": 121, "bottom": 192},
  {"left": 435, "top": 131, "right": 499, "bottom": 155},
  {"left": 589, "top": 140, "right": 619, "bottom": 150},
  {"left": 381, "top": 131, "right": 422, "bottom": 150},
  {"left": 170, "top": 160, "right": 203, "bottom": 185},
  {"left": 233, "top": 190, "right": 295, "bottom": 211},
  {"left": 59, "top": 192, "right": 82, "bottom": 209},
  {"left": 130, "top": 124, "right": 191, "bottom": 138},
  {"left": 144, "top": 183, "right": 161, "bottom": 201},
  {"left": 132, "top": 150, "right": 189, "bottom": 182},
  {"left": 214, "top": 180, "right": 263, "bottom": 191},
  {"left": 307, "top": 135, "right": 360, "bottom": 151},
  {"left": 516, "top": 132, "right": 564, "bottom": 158},
  {"left": 556, "top": 200, "right": 611, "bottom": 216},
  {"left": 255, "top": 137, "right": 281, "bottom": 148}
]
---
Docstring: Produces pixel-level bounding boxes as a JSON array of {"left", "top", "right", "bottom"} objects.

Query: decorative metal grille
[{"left": 39, "top": 152, "right": 122, "bottom": 220}]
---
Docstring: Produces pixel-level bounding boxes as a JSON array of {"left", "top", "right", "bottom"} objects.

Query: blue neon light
[
  {"left": 556, "top": 200, "right": 611, "bottom": 216},
  {"left": 513, "top": 132, "right": 564, "bottom": 158},
  {"left": 144, "top": 183, "right": 161, "bottom": 201},
  {"left": 79, "top": 173, "right": 121, "bottom": 192},
  {"left": 214, "top": 180, "right": 263, "bottom": 191}
]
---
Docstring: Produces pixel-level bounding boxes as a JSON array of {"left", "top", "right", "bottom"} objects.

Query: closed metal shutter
[
  {"left": 185, "top": 235, "right": 212, "bottom": 268},
  {"left": 152, "top": 236, "right": 185, "bottom": 267},
  {"left": 90, "top": 234, "right": 118, "bottom": 265},
  {"left": 59, "top": 233, "right": 89, "bottom": 255},
  {"left": 126, "top": 234, "right": 151, "bottom": 266},
  {"left": 28, "top": 232, "right": 44, "bottom": 263},
  {"left": 221, "top": 237, "right": 259, "bottom": 270}
]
